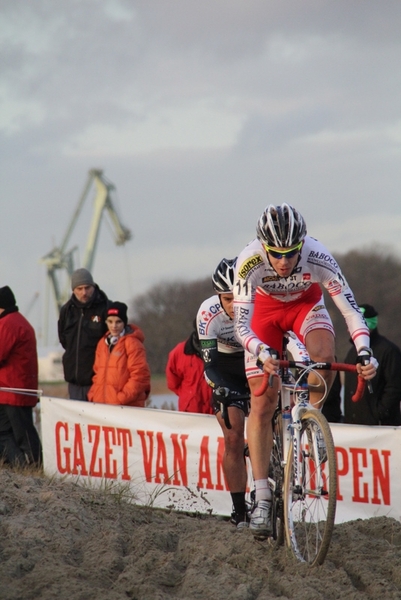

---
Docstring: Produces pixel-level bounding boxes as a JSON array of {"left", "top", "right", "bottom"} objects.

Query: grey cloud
[
  {"left": 0, "top": 0, "right": 399, "bottom": 331},
  {"left": 235, "top": 108, "right": 331, "bottom": 153}
]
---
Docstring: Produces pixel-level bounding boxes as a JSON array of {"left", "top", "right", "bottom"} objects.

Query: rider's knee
[{"left": 224, "top": 428, "right": 244, "bottom": 449}]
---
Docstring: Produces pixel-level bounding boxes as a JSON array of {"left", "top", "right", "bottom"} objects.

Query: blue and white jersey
[{"left": 196, "top": 294, "right": 243, "bottom": 354}]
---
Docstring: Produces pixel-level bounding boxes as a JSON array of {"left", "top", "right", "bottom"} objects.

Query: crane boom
[{"left": 41, "top": 170, "right": 132, "bottom": 337}]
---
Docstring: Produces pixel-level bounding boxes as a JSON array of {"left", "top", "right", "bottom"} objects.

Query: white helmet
[
  {"left": 256, "top": 203, "right": 307, "bottom": 247},
  {"left": 212, "top": 258, "right": 237, "bottom": 293}
]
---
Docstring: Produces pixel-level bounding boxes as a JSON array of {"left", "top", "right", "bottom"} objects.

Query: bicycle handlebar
[{"left": 253, "top": 360, "right": 367, "bottom": 402}]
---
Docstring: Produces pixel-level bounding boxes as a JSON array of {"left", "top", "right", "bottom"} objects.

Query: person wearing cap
[
  {"left": 343, "top": 304, "right": 401, "bottom": 425},
  {"left": 58, "top": 268, "right": 110, "bottom": 401},
  {"left": 0, "top": 286, "right": 42, "bottom": 466},
  {"left": 88, "top": 302, "right": 151, "bottom": 406}
]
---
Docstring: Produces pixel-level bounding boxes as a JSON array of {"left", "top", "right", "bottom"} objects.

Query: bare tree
[
  {"left": 324, "top": 246, "right": 401, "bottom": 360},
  {"left": 131, "top": 247, "right": 401, "bottom": 373},
  {"left": 131, "top": 278, "right": 213, "bottom": 373}
]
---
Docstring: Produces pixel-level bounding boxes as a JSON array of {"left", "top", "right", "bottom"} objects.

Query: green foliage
[{"left": 131, "top": 277, "right": 213, "bottom": 373}]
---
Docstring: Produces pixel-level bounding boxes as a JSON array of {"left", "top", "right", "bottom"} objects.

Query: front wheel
[
  {"left": 283, "top": 409, "right": 337, "bottom": 566},
  {"left": 269, "top": 412, "right": 285, "bottom": 546}
]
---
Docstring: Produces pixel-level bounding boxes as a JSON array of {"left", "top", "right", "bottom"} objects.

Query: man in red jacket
[
  {"left": 166, "top": 323, "right": 213, "bottom": 414},
  {"left": 0, "top": 286, "right": 42, "bottom": 466}
]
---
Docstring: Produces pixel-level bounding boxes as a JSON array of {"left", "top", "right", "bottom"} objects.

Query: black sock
[{"left": 231, "top": 492, "right": 247, "bottom": 523}]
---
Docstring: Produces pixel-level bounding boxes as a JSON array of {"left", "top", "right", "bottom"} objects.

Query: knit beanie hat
[
  {"left": 106, "top": 302, "right": 128, "bottom": 325},
  {"left": 359, "top": 304, "right": 378, "bottom": 331},
  {"left": 71, "top": 268, "right": 94, "bottom": 290},
  {"left": 0, "top": 286, "right": 17, "bottom": 310}
]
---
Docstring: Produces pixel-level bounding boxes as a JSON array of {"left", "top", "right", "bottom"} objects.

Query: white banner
[{"left": 40, "top": 397, "right": 401, "bottom": 523}]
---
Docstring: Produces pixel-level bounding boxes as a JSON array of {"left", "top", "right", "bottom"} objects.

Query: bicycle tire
[
  {"left": 283, "top": 409, "right": 337, "bottom": 566},
  {"left": 269, "top": 412, "right": 285, "bottom": 546}
]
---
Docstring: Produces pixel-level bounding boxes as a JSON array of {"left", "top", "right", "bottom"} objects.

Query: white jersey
[
  {"left": 196, "top": 295, "right": 243, "bottom": 354},
  {"left": 233, "top": 236, "right": 370, "bottom": 356}
]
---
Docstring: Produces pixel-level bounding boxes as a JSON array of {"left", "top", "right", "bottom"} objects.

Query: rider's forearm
[{"left": 233, "top": 304, "right": 262, "bottom": 355}]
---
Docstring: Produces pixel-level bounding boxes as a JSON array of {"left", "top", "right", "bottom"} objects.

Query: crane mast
[{"left": 41, "top": 169, "right": 132, "bottom": 343}]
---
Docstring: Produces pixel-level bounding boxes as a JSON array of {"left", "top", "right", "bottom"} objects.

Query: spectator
[
  {"left": 58, "top": 268, "right": 110, "bottom": 401},
  {"left": 166, "top": 323, "right": 213, "bottom": 414},
  {"left": 344, "top": 304, "right": 401, "bottom": 425},
  {"left": 0, "top": 286, "right": 42, "bottom": 466},
  {"left": 88, "top": 302, "right": 151, "bottom": 406},
  {"left": 322, "top": 371, "right": 343, "bottom": 423}
]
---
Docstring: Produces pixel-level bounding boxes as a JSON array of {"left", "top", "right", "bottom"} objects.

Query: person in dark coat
[
  {"left": 343, "top": 304, "right": 401, "bottom": 426},
  {"left": 322, "top": 370, "right": 343, "bottom": 423},
  {"left": 0, "top": 286, "right": 42, "bottom": 466},
  {"left": 58, "top": 268, "right": 110, "bottom": 401}
]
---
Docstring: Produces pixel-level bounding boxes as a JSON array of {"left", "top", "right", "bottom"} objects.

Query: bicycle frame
[{"left": 254, "top": 359, "right": 366, "bottom": 566}]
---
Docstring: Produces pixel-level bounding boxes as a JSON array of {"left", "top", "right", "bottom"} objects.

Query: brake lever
[
  {"left": 361, "top": 356, "right": 373, "bottom": 394},
  {"left": 269, "top": 350, "right": 280, "bottom": 388}
]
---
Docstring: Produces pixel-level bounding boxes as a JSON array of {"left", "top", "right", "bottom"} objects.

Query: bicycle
[{"left": 252, "top": 352, "right": 366, "bottom": 566}]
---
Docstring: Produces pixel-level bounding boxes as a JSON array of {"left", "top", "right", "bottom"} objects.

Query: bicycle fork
[{"left": 282, "top": 384, "right": 325, "bottom": 497}]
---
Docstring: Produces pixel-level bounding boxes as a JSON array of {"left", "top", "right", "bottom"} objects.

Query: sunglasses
[{"left": 264, "top": 241, "right": 303, "bottom": 259}]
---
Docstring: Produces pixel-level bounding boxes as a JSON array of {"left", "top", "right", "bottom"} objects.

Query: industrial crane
[{"left": 41, "top": 169, "right": 132, "bottom": 343}]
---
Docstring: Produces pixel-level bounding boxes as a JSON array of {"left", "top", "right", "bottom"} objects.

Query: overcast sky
[{"left": 1, "top": 0, "right": 400, "bottom": 346}]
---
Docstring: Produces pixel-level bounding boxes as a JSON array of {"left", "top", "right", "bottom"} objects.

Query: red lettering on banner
[
  {"left": 55, "top": 422, "right": 70, "bottom": 473},
  {"left": 138, "top": 430, "right": 188, "bottom": 484},
  {"left": 171, "top": 434, "right": 188, "bottom": 486},
  {"left": 72, "top": 424, "right": 88, "bottom": 475},
  {"left": 198, "top": 436, "right": 214, "bottom": 490},
  {"left": 88, "top": 425, "right": 103, "bottom": 477},
  {"left": 54, "top": 422, "right": 133, "bottom": 480},
  {"left": 137, "top": 430, "right": 154, "bottom": 481},
  {"left": 103, "top": 427, "right": 117, "bottom": 479},
  {"left": 335, "top": 446, "right": 349, "bottom": 501},
  {"left": 117, "top": 428, "right": 133, "bottom": 481},
  {"left": 336, "top": 446, "right": 391, "bottom": 506},
  {"left": 155, "top": 432, "right": 169, "bottom": 483},
  {"left": 350, "top": 447, "right": 369, "bottom": 503},
  {"left": 370, "top": 449, "right": 390, "bottom": 505},
  {"left": 215, "top": 437, "right": 228, "bottom": 491}
]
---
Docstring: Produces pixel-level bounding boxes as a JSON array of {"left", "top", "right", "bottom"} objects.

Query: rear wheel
[{"left": 283, "top": 409, "right": 337, "bottom": 566}]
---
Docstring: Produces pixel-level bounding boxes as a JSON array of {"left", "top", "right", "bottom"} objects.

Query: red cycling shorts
[{"left": 251, "top": 283, "right": 334, "bottom": 355}]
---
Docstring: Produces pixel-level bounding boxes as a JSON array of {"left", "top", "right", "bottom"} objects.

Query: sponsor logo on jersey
[
  {"left": 200, "top": 340, "right": 215, "bottom": 348},
  {"left": 235, "top": 306, "right": 251, "bottom": 338},
  {"left": 327, "top": 277, "right": 345, "bottom": 296},
  {"left": 306, "top": 312, "right": 329, "bottom": 321},
  {"left": 262, "top": 275, "right": 280, "bottom": 282},
  {"left": 200, "top": 303, "right": 221, "bottom": 322},
  {"left": 238, "top": 255, "right": 263, "bottom": 279},
  {"left": 312, "top": 304, "right": 325, "bottom": 312},
  {"left": 307, "top": 251, "right": 338, "bottom": 274},
  {"left": 303, "top": 273, "right": 311, "bottom": 281},
  {"left": 344, "top": 292, "right": 359, "bottom": 311}
]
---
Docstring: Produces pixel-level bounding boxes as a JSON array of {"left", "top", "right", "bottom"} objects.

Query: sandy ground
[{"left": 0, "top": 467, "right": 400, "bottom": 600}]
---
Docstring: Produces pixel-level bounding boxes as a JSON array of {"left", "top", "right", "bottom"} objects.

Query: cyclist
[
  {"left": 196, "top": 258, "right": 251, "bottom": 529},
  {"left": 233, "top": 203, "right": 377, "bottom": 540}
]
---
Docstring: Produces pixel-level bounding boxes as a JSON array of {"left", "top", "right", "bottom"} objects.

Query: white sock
[{"left": 254, "top": 479, "right": 272, "bottom": 502}]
